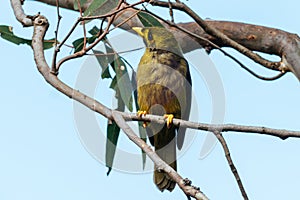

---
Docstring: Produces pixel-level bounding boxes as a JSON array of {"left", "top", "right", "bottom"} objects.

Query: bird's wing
[{"left": 177, "top": 58, "right": 192, "bottom": 150}]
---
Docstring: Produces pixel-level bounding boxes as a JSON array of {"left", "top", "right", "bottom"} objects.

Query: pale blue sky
[{"left": 1, "top": 0, "right": 300, "bottom": 200}]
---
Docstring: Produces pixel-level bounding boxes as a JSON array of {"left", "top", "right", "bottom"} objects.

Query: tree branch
[
  {"left": 32, "top": 0, "right": 300, "bottom": 80},
  {"left": 213, "top": 131, "right": 248, "bottom": 199},
  {"left": 112, "top": 111, "right": 209, "bottom": 200},
  {"left": 116, "top": 111, "right": 300, "bottom": 140},
  {"left": 10, "top": 0, "right": 33, "bottom": 26},
  {"left": 10, "top": 1, "right": 300, "bottom": 199},
  {"left": 32, "top": 13, "right": 209, "bottom": 200},
  {"left": 10, "top": 1, "right": 209, "bottom": 198},
  {"left": 149, "top": 0, "right": 281, "bottom": 70},
  {"left": 142, "top": 8, "right": 287, "bottom": 81}
]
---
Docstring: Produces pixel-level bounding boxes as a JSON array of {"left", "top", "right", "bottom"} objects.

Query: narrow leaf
[
  {"left": 137, "top": 12, "right": 164, "bottom": 27},
  {"left": 103, "top": 44, "right": 134, "bottom": 111},
  {"left": 106, "top": 120, "right": 121, "bottom": 175},
  {"left": 109, "top": 76, "right": 117, "bottom": 89},
  {"left": 0, "top": 25, "right": 55, "bottom": 49},
  {"left": 93, "top": 49, "right": 114, "bottom": 79},
  {"left": 88, "top": 26, "right": 100, "bottom": 35},
  {"left": 84, "top": 0, "right": 118, "bottom": 17},
  {"left": 73, "top": 35, "right": 98, "bottom": 53},
  {"left": 88, "top": 35, "right": 97, "bottom": 44},
  {"left": 106, "top": 80, "right": 125, "bottom": 175},
  {"left": 72, "top": 37, "right": 84, "bottom": 53},
  {"left": 73, "top": 0, "right": 88, "bottom": 10},
  {"left": 112, "top": 56, "right": 134, "bottom": 112}
]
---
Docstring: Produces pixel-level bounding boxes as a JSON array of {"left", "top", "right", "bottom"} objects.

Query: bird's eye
[{"left": 147, "top": 31, "right": 153, "bottom": 41}]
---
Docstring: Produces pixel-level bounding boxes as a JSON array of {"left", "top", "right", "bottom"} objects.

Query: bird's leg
[
  {"left": 137, "top": 110, "right": 148, "bottom": 128},
  {"left": 163, "top": 114, "right": 174, "bottom": 128}
]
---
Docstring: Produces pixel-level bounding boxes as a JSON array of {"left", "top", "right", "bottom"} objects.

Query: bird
[{"left": 132, "top": 27, "right": 192, "bottom": 192}]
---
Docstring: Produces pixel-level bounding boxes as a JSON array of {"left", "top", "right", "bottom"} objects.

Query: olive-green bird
[{"left": 133, "top": 27, "right": 192, "bottom": 192}]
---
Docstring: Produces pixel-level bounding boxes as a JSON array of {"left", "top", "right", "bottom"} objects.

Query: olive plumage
[{"left": 133, "top": 27, "right": 192, "bottom": 192}]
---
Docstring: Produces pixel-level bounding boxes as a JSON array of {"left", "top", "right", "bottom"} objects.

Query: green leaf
[
  {"left": 112, "top": 56, "right": 133, "bottom": 112},
  {"left": 106, "top": 79, "right": 125, "bottom": 175},
  {"left": 84, "top": 0, "right": 118, "bottom": 17},
  {"left": 109, "top": 76, "right": 117, "bottom": 89},
  {"left": 100, "top": 44, "right": 134, "bottom": 111},
  {"left": 137, "top": 12, "right": 164, "bottom": 27},
  {"left": 73, "top": 35, "right": 98, "bottom": 53},
  {"left": 88, "top": 26, "right": 100, "bottom": 36},
  {"left": 93, "top": 49, "right": 114, "bottom": 79},
  {"left": 0, "top": 25, "right": 55, "bottom": 50},
  {"left": 43, "top": 39, "right": 56, "bottom": 49},
  {"left": 88, "top": 35, "right": 97, "bottom": 44},
  {"left": 73, "top": 0, "right": 88, "bottom": 10},
  {"left": 72, "top": 37, "right": 84, "bottom": 53},
  {"left": 106, "top": 120, "right": 121, "bottom": 175},
  {"left": 101, "top": 67, "right": 111, "bottom": 79}
]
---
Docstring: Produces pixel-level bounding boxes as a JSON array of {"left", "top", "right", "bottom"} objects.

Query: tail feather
[
  {"left": 154, "top": 169, "right": 176, "bottom": 191},
  {"left": 153, "top": 126, "right": 177, "bottom": 192}
]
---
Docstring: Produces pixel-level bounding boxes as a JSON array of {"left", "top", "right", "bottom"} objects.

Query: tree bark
[{"left": 34, "top": 0, "right": 300, "bottom": 80}]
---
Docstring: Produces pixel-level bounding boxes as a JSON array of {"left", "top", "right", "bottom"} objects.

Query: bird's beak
[{"left": 132, "top": 27, "right": 144, "bottom": 37}]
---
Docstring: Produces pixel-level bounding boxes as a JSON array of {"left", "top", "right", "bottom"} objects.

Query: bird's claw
[
  {"left": 164, "top": 114, "right": 174, "bottom": 128},
  {"left": 137, "top": 110, "right": 148, "bottom": 128},
  {"left": 137, "top": 110, "right": 147, "bottom": 117}
]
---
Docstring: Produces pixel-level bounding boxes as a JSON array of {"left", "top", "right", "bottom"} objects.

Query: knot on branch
[
  {"left": 279, "top": 54, "right": 292, "bottom": 72},
  {"left": 33, "top": 15, "right": 49, "bottom": 27}
]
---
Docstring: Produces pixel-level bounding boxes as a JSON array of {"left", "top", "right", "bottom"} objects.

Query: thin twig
[
  {"left": 56, "top": 15, "right": 116, "bottom": 70},
  {"left": 110, "top": 6, "right": 143, "bottom": 31},
  {"left": 13, "top": 1, "right": 300, "bottom": 199},
  {"left": 56, "top": 0, "right": 137, "bottom": 71},
  {"left": 76, "top": 0, "right": 87, "bottom": 50},
  {"left": 80, "top": 0, "right": 145, "bottom": 21},
  {"left": 213, "top": 131, "right": 248, "bottom": 200},
  {"left": 54, "top": 0, "right": 145, "bottom": 70},
  {"left": 147, "top": 0, "right": 281, "bottom": 71},
  {"left": 142, "top": 8, "right": 287, "bottom": 81},
  {"left": 168, "top": 0, "right": 174, "bottom": 22},
  {"left": 87, "top": 47, "right": 144, "bottom": 56},
  {"left": 50, "top": 0, "right": 62, "bottom": 74}
]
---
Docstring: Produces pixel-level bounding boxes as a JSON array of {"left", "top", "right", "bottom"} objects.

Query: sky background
[{"left": 1, "top": 0, "right": 300, "bottom": 200}]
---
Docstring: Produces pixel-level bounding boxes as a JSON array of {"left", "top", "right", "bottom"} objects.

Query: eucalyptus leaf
[
  {"left": 106, "top": 79, "right": 125, "bottom": 176},
  {"left": 73, "top": 0, "right": 88, "bottom": 10},
  {"left": 84, "top": 0, "right": 118, "bottom": 17},
  {"left": 0, "top": 25, "right": 55, "bottom": 50},
  {"left": 88, "top": 26, "right": 100, "bottom": 36},
  {"left": 93, "top": 49, "right": 114, "bottom": 79},
  {"left": 73, "top": 35, "right": 98, "bottom": 53},
  {"left": 112, "top": 57, "right": 134, "bottom": 112},
  {"left": 109, "top": 76, "right": 117, "bottom": 89},
  {"left": 72, "top": 37, "right": 85, "bottom": 53},
  {"left": 137, "top": 12, "right": 164, "bottom": 27},
  {"left": 102, "top": 44, "right": 134, "bottom": 111},
  {"left": 88, "top": 35, "right": 97, "bottom": 44},
  {"left": 106, "top": 120, "right": 121, "bottom": 176}
]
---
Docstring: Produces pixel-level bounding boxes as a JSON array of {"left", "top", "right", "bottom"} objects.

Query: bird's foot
[
  {"left": 137, "top": 110, "right": 147, "bottom": 117},
  {"left": 163, "top": 114, "right": 174, "bottom": 128},
  {"left": 137, "top": 110, "right": 148, "bottom": 128}
]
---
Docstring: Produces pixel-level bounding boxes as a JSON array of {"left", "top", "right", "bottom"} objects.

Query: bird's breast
[{"left": 137, "top": 51, "right": 188, "bottom": 116}]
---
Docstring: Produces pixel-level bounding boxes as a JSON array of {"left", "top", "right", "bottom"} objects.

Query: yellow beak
[{"left": 132, "top": 27, "right": 144, "bottom": 37}]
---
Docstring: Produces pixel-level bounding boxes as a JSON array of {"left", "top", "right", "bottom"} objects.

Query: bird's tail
[{"left": 153, "top": 126, "right": 177, "bottom": 192}]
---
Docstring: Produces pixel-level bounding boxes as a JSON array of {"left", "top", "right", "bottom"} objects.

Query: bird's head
[{"left": 132, "top": 27, "right": 183, "bottom": 56}]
